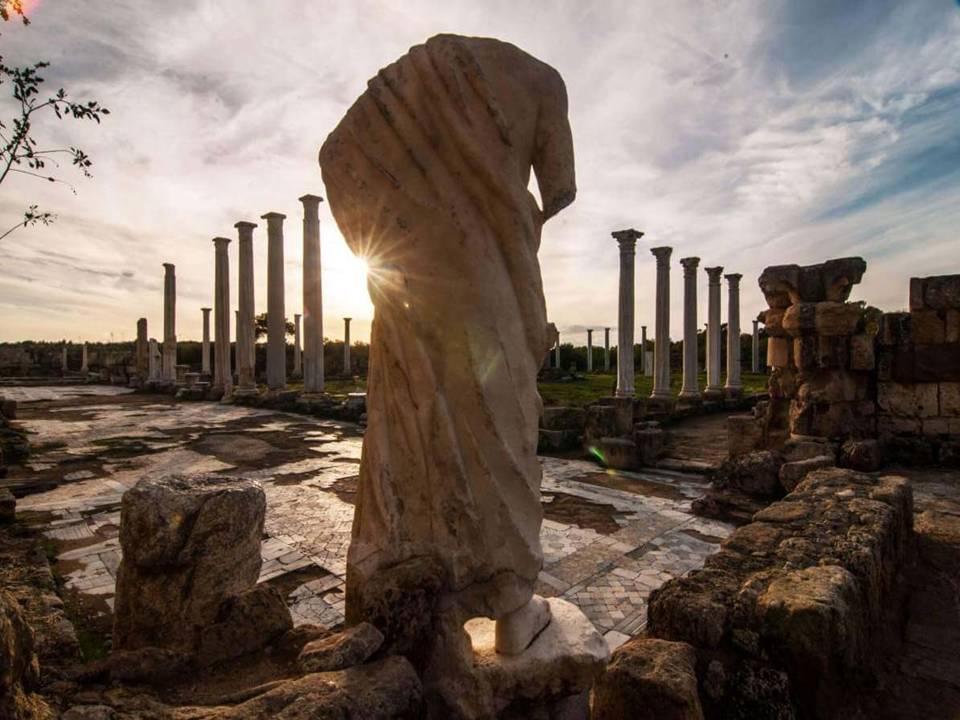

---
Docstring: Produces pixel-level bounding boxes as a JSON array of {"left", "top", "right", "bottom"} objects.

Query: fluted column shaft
[
  {"left": 343, "top": 317, "right": 352, "bottom": 375},
  {"left": 705, "top": 266, "right": 724, "bottom": 396},
  {"left": 235, "top": 221, "right": 257, "bottom": 392},
  {"left": 586, "top": 329, "right": 593, "bottom": 372},
  {"left": 752, "top": 319, "right": 760, "bottom": 373},
  {"left": 650, "top": 246, "right": 672, "bottom": 399},
  {"left": 148, "top": 339, "right": 159, "bottom": 381},
  {"left": 162, "top": 263, "right": 177, "bottom": 381},
  {"left": 679, "top": 256, "right": 701, "bottom": 399},
  {"left": 213, "top": 237, "right": 232, "bottom": 396},
  {"left": 554, "top": 333, "right": 561, "bottom": 368},
  {"left": 300, "top": 194, "right": 325, "bottom": 393},
  {"left": 201, "top": 308, "right": 212, "bottom": 375},
  {"left": 613, "top": 229, "right": 643, "bottom": 397},
  {"left": 641, "top": 326, "right": 648, "bottom": 375},
  {"left": 263, "top": 212, "right": 287, "bottom": 390},
  {"left": 293, "top": 313, "right": 302, "bottom": 376},
  {"left": 725, "top": 273, "right": 743, "bottom": 395},
  {"left": 603, "top": 327, "right": 611, "bottom": 372}
]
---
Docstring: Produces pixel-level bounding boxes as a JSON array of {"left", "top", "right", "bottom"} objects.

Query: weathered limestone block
[
  {"left": 759, "top": 258, "right": 866, "bottom": 308},
  {"left": 648, "top": 468, "right": 912, "bottom": 719},
  {"left": 715, "top": 450, "right": 781, "bottom": 497},
  {"left": 918, "top": 274, "right": 960, "bottom": 310},
  {"left": 817, "top": 335, "right": 850, "bottom": 368},
  {"left": 113, "top": 474, "right": 267, "bottom": 657},
  {"left": 912, "top": 309, "right": 946, "bottom": 344},
  {"left": 795, "top": 369, "right": 869, "bottom": 405},
  {"left": 584, "top": 404, "right": 617, "bottom": 446},
  {"left": 767, "top": 337, "right": 791, "bottom": 368},
  {"left": 176, "top": 656, "right": 424, "bottom": 720},
  {"left": 778, "top": 455, "right": 835, "bottom": 493},
  {"left": 196, "top": 585, "right": 292, "bottom": 667},
  {"left": 789, "top": 398, "right": 875, "bottom": 439},
  {"left": 879, "top": 312, "right": 911, "bottom": 346},
  {"left": 946, "top": 309, "right": 960, "bottom": 343},
  {"left": 1, "top": 588, "right": 47, "bottom": 720},
  {"left": 593, "top": 638, "right": 703, "bottom": 720},
  {"left": 634, "top": 424, "right": 664, "bottom": 466},
  {"left": 298, "top": 622, "right": 384, "bottom": 673},
  {"left": 940, "top": 382, "right": 960, "bottom": 416},
  {"left": 913, "top": 342, "right": 960, "bottom": 382},
  {"left": 727, "top": 415, "right": 763, "bottom": 457},
  {"left": 0, "top": 488, "right": 14, "bottom": 524},
  {"left": 761, "top": 307, "right": 787, "bottom": 337},
  {"left": 598, "top": 437, "right": 640, "bottom": 470},
  {"left": 849, "top": 333, "right": 875, "bottom": 370},
  {"left": 877, "top": 382, "right": 939, "bottom": 418},
  {"left": 541, "top": 406, "right": 586, "bottom": 432},
  {"left": 839, "top": 438, "right": 883, "bottom": 472},
  {"left": 538, "top": 428, "right": 580, "bottom": 453}
]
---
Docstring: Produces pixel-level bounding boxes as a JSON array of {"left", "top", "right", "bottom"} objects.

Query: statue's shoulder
[{"left": 423, "top": 34, "right": 564, "bottom": 89}]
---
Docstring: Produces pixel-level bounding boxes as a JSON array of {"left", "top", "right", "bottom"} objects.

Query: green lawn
[
  {"left": 538, "top": 371, "right": 769, "bottom": 407},
  {"left": 283, "top": 371, "right": 768, "bottom": 408}
]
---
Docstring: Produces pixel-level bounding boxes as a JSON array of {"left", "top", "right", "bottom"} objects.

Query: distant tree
[
  {"left": 254, "top": 313, "right": 294, "bottom": 340},
  {"left": 0, "top": 2, "right": 109, "bottom": 241}
]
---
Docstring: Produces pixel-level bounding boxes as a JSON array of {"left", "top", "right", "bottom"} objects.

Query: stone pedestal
[
  {"left": 263, "top": 212, "right": 287, "bottom": 391},
  {"left": 201, "top": 308, "right": 211, "bottom": 376},
  {"left": 704, "top": 266, "right": 724, "bottom": 399},
  {"left": 604, "top": 327, "right": 611, "bottom": 372},
  {"left": 650, "top": 246, "right": 672, "bottom": 399},
  {"left": 300, "top": 194, "right": 325, "bottom": 394},
  {"left": 213, "top": 237, "right": 232, "bottom": 397},
  {"left": 147, "top": 339, "right": 160, "bottom": 382},
  {"left": 293, "top": 313, "right": 302, "bottom": 378},
  {"left": 586, "top": 328, "right": 593, "bottom": 372},
  {"left": 343, "top": 317, "right": 352, "bottom": 375},
  {"left": 679, "top": 257, "right": 700, "bottom": 401},
  {"left": 613, "top": 229, "right": 643, "bottom": 397},
  {"left": 235, "top": 221, "right": 258, "bottom": 396},
  {"left": 724, "top": 273, "right": 743, "bottom": 397},
  {"left": 162, "top": 263, "right": 177, "bottom": 382}
]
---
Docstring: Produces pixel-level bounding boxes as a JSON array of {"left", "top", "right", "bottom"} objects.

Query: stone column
[
  {"left": 201, "top": 308, "right": 212, "bottom": 375},
  {"left": 752, "top": 319, "right": 760, "bottom": 373},
  {"left": 640, "top": 325, "right": 648, "bottom": 374},
  {"left": 300, "top": 194, "right": 325, "bottom": 394},
  {"left": 725, "top": 273, "right": 743, "bottom": 396},
  {"left": 293, "top": 313, "right": 302, "bottom": 377},
  {"left": 613, "top": 228, "right": 643, "bottom": 397},
  {"left": 343, "top": 317, "right": 352, "bottom": 375},
  {"left": 704, "top": 266, "right": 724, "bottom": 399},
  {"left": 262, "top": 212, "right": 287, "bottom": 391},
  {"left": 235, "top": 221, "right": 258, "bottom": 395},
  {"left": 554, "top": 332, "right": 560, "bottom": 368},
  {"left": 148, "top": 339, "right": 159, "bottom": 381},
  {"left": 603, "top": 327, "right": 611, "bottom": 371},
  {"left": 586, "top": 329, "right": 593, "bottom": 372},
  {"left": 650, "top": 246, "right": 672, "bottom": 400},
  {"left": 212, "top": 237, "right": 232, "bottom": 397},
  {"left": 162, "top": 263, "right": 177, "bottom": 381},
  {"left": 679, "top": 256, "right": 701, "bottom": 401}
]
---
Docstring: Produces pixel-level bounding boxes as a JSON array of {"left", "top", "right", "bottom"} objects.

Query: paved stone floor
[{"left": 2, "top": 385, "right": 732, "bottom": 651}]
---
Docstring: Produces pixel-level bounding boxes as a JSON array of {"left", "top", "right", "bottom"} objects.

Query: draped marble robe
[{"left": 320, "top": 34, "right": 575, "bottom": 622}]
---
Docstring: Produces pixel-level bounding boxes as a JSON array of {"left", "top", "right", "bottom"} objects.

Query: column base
[
  {"left": 725, "top": 385, "right": 744, "bottom": 399},
  {"left": 232, "top": 386, "right": 259, "bottom": 398},
  {"left": 614, "top": 390, "right": 636, "bottom": 399},
  {"left": 703, "top": 387, "right": 725, "bottom": 401}
]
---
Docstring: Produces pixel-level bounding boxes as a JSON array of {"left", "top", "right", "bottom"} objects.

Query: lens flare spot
[{"left": 588, "top": 446, "right": 606, "bottom": 465}]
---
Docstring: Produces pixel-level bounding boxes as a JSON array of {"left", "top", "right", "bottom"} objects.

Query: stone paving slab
[{"left": 5, "top": 385, "right": 733, "bottom": 645}]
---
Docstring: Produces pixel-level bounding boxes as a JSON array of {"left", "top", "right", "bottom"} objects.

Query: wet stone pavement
[{"left": 3, "top": 385, "right": 732, "bottom": 651}]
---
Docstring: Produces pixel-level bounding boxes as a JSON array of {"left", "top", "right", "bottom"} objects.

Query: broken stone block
[
  {"left": 598, "top": 437, "right": 639, "bottom": 470},
  {"left": 910, "top": 277, "right": 925, "bottom": 312},
  {"left": 759, "top": 258, "right": 866, "bottom": 308},
  {"left": 299, "top": 622, "right": 384, "bottom": 673},
  {"left": 849, "top": 334, "right": 875, "bottom": 370},
  {"left": 540, "top": 406, "right": 586, "bottom": 431},
  {"left": 727, "top": 415, "right": 763, "bottom": 457},
  {"left": 715, "top": 450, "right": 781, "bottom": 497},
  {"left": 911, "top": 309, "right": 946, "bottom": 344},
  {"left": 920, "top": 274, "right": 960, "bottom": 310},
  {"left": 839, "top": 439, "right": 883, "bottom": 472},
  {"left": 593, "top": 638, "right": 703, "bottom": 720},
  {"left": 913, "top": 342, "right": 960, "bottom": 382},
  {"left": 792, "top": 337, "right": 817, "bottom": 370},
  {"left": 1, "top": 588, "right": 47, "bottom": 720},
  {"left": 815, "top": 302, "right": 862, "bottom": 336},
  {"left": 779, "top": 455, "right": 835, "bottom": 493},
  {"left": 940, "top": 382, "right": 960, "bottom": 416},
  {"left": 782, "top": 303, "right": 817, "bottom": 336},
  {"left": 879, "top": 312, "right": 911, "bottom": 346},
  {"left": 767, "top": 337, "right": 791, "bottom": 368},
  {"left": 112, "top": 474, "right": 267, "bottom": 657},
  {"left": 877, "top": 382, "right": 939, "bottom": 418},
  {"left": 816, "top": 335, "right": 850, "bottom": 369},
  {"left": 946, "top": 310, "right": 960, "bottom": 343},
  {"left": 197, "top": 584, "right": 293, "bottom": 667},
  {"left": 634, "top": 426, "right": 664, "bottom": 466},
  {"left": 762, "top": 307, "right": 787, "bottom": 337}
]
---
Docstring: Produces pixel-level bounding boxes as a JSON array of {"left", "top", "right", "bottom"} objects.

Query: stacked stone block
[
  {"left": 758, "top": 257, "right": 873, "bottom": 445},
  {"left": 876, "top": 274, "right": 960, "bottom": 465}
]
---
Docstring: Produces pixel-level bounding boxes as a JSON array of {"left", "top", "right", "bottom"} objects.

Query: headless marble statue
[{"left": 319, "top": 34, "right": 575, "bottom": 658}]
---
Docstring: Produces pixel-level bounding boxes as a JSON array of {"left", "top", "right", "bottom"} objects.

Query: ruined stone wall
[
  {"left": 876, "top": 274, "right": 960, "bottom": 465},
  {"left": 759, "top": 258, "right": 874, "bottom": 446}
]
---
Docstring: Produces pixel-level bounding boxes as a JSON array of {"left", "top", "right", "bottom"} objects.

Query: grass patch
[{"left": 538, "top": 371, "right": 769, "bottom": 407}]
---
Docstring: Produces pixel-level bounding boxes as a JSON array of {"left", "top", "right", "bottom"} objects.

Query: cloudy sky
[{"left": 1, "top": 0, "right": 958, "bottom": 345}]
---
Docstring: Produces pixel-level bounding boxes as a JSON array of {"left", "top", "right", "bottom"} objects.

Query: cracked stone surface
[{"left": 2, "top": 386, "right": 732, "bottom": 649}]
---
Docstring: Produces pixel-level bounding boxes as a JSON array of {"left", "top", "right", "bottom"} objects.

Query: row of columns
[{"left": 611, "top": 229, "right": 745, "bottom": 401}]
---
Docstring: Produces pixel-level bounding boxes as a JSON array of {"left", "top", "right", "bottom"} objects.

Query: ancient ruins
[{"left": 1, "top": 17, "right": 959, "bottom": 720}]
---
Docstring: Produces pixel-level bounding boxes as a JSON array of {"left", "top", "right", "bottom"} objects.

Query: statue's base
[{"left": 459, "top": 598, "right": 609, "bottom": 719}]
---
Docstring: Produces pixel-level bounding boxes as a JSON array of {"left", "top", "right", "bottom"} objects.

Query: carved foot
[{"left": 494, "top": 595, "right": 551, "bottom": 655}]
